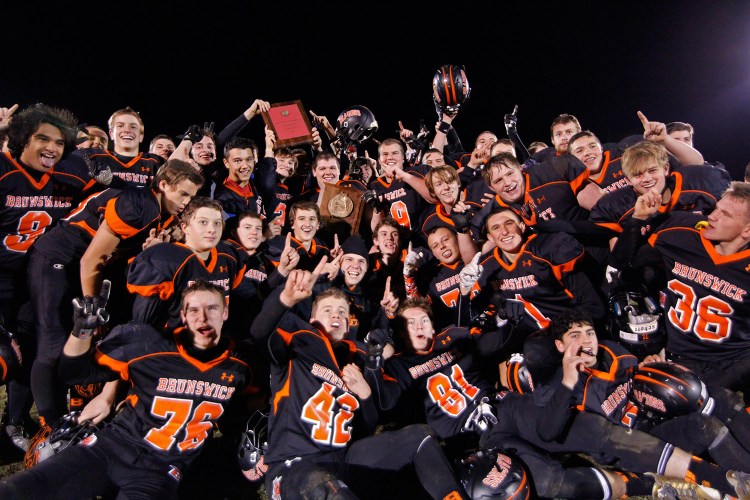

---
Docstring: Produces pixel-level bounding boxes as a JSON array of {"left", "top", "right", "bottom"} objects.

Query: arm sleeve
[
  {"left": 537, "top": 383, "right": 579, "bottom": 442},
  {"left": 59, "top": 351, "right": 119, "bottom": 386},
  {"left": 216, "top": 113, "right": 250, "bottom": 147},
  {"left": 131, "top": 294, "right": 165, "bottom": 326}
]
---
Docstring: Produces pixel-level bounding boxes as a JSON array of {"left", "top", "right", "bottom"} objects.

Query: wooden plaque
[
  {"left": 318, "top": 182, "right": 366, "bottom": 235},
  {"left": 261, "top": 100, "right": 314, "bottom": 147}
]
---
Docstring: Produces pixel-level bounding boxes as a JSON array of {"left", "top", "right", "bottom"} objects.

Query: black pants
[{"left": 0, "top": 427, "right": 181, "bottom": 500}]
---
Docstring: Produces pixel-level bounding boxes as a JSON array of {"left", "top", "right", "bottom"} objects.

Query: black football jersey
[
  {"left": 591, "top": 149, "right": 630, "bottom": 194},
  {"left": 476, "top": 232, "right": 585, "bottom": 333},
  {"left": 0, "top": 152, "right": 87, "bottom": 272},
  {"left": 73, "top": 148, "right": 161, "bottom": 188},
  {"left": 647, "top": 212, "right": 750, "bottom": 361},
  {"left": 419, "top": 204, "right": 459, "bottom": 240},
  {"left": 369, "top": 176, "right": 425, "bottom": 231},
  {"left": 213, "top": 178, "right": 265, "bottom": 218},
  {"left": 373, "top": 326, "right": 497, "bottom": 439},
  {"left": 421, "top": 261, "right": 479, "bottom": 331},
  {"left": 265, "top": 234, "right": 330, "bottom": 272},
  {"left": 127, "top": 240, "right": 245, "bottom": 328},
  {"left": 590, "top": 165, "right": 730, "bottom": 234},
  {"left": 93, "top": 323, "right": 248, "bottom": 468}
]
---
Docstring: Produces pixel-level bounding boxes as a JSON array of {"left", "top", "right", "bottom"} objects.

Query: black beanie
[{"left": 341, "top": 235, "right": 369, "bottom": 261}]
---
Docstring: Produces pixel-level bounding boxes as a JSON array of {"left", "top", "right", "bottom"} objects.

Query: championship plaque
[
  {"left": 261, "top": 100, "right": 314, "bottom": 147},
  {"left": 318, "top": 183, "right": 366, "bottom": 235}
]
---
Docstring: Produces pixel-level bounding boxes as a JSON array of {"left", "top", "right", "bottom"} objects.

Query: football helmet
[
  {"left": 631, "top": 362, "right": 712, "bottom": 424},
  {"left": 504, "top": 353, "right": 534, "bottom": 394},
  {"left": 432, "top": 65, "right": 471, "bottom": 115},
  {"left": 0, "top": 319, "right": 22, "bottom": 384},
  {"left": 238, "top": 407, "right": 269, "bottom": 482},
  {"left": 334, "top": 105, "right": 378, "bottom": 145},
  {"left": 607, "top": 284, "right": 666, "bottom": 359},
  {"left": 26, "top": 412, "right": 98, "bottom": 466},
  {"left": 458, "top": 448, "right": 531, "bottom": 499}
]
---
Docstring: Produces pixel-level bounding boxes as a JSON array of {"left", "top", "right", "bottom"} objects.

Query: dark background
[{"left": 2, "top": 2, "right": 750, "bottom": 179}]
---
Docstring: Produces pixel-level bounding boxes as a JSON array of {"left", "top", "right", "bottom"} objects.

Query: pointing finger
[
  {"left": 637, "top": 110, "right": 649, "bottom": 127},
  {"left": 384, "top": 276, "right": 391, "bottom": 293},
  {"left": 408, "top": 241, "right": 413, "bottom": 254},
  {"left": 8, "top": 104, "right": 19, "bottom": 115},
  {"left": 311, "top": 255, "right": 329, "bottom": 281},
  {"left": 398, "top": 121, "right": 404, "bottom": 131}
]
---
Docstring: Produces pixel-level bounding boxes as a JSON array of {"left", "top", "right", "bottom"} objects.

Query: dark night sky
[{"left": 3, "top": 2, "right": 750, "bottom": 179}]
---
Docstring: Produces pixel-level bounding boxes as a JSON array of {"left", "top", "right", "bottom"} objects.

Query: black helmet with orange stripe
[
  {"left": 504, "top": 353, "right": 534, "bottom": 394},
  {"left": 631, "top": 362, "right": 713, "bottom": 424},
  {"left": 432, "top": 65, "right": 471, "bottom": 116},
  {"left": 334, "top": 105, "right": 378, "bottom": 145},
  {"left": 458, "top": 448, "right": 531, "bottom": 499}
]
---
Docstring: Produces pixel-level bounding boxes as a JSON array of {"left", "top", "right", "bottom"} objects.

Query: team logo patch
[
  {"left": 80, "top": 434, "right": 97, "bottom": 447},
  {"left": 168, "top": 465, "right": 182, "bottom": 481},
  {"left": 272, "top": 476, "right": 283, "bottom": 500}
]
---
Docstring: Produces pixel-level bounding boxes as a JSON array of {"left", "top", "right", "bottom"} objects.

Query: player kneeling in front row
[{"left": 0, "top": 280, "right": 250, "bottom": 499}]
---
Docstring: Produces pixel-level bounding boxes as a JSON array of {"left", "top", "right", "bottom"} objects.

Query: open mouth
[
  {"left": 579, "top": 347, "right": 594, "bottom": 357},
  {"left": 40, "top": 152, "right": 57, "bottom": 168}
]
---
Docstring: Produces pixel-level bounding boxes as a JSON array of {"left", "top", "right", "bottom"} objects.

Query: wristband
[{"left": 437, "top": 121, "right": 452, "bottom": 134}]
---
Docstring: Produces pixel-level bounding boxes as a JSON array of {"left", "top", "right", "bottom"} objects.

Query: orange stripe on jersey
[
  {"left": 95, "top": 351, "right": 129, "bottom": 380},
  {"left": 569, "top": 167, "right": 590, "bottom": 194},
  {"left": 701, "top": 231, "right": 750, "bottom": 264},
  {"left": 593, "top": 221, "right": 623, "bottom": 233},
  {"left": 232, "top": 263, "right": 246, "bottom": 289},
  {"left": 127, "top": 280, "right": 175, "bottom": 300},
  {"left": 273, "top": 362, "right": 292, "bottom": 413},
  {"left": 104, "top": 198, "right": 140, "bottom": 238},
  {"left": 0, "top": 356, "right": 7, "bottom": 381},
  {"left": 70, "top": 220, "right": 98, "bottom": 238},
  {"left": 176, "top": 342, "right": 229, "bottom": 372},
  {"left": 1, "top": 152, "right": 51, "bottom": 190},
  {"left": 125, "top": 394, "right": 139, "bottom": 408}
]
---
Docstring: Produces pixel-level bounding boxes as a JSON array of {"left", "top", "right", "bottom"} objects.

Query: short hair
[
  {"left": 288, "top": 201, "right": 320, "bottom": 222},
  {"left": 486, "top": 207, "right": 523, "bottom": 235},
  {"left": 223, "top": 136, "right": 257, "bottom": 158},
  {"left": 722, "top": 181, "right": 750, "bottom": 220},
  {"left": 153, "top": 159, "right": 205, "bottom": 190},
  {"left": 424, "top": 165, "right": 459, "bottom": 197},
  {"left": 180, "top": 196, "right": 224, "bottom": 225},
  {"left": 550, "top": 114, "right": 581, "bottom": 135},
  {"left": 223, "top": 210, "right": 264, "bottom": 240},
  {"left": 548, "top": 309, "right": 594, "bottom": 341},
  {"left": 149, "top": 134, "right": 175, "bottom": 151},
  {"left": 482, "top": 153, "right": 522, "bottom": 185},
  {"left": 474, "top": 131, "right": 498, "bottom": 148},
  {"left": 108, "top": 106, "right": 144, "bottom": 134},
  {"left": 621, "top": 141, "right": 669, "bottom": 179},
  {"left": 423, "top": 148, "right": 444, "bottom": 158},
  {"left": 568, "top": 130, "right": 600, "bottom": 149},
  {"left": 275, "top": 147, "right": 299, "bottom": 165},
  {"left": 378, "top": 138, "right": 405, "bottom": 156},
  {"left": 181, "top": 279, "right": 226, "bottom": 311},
  {"left": 373, "top": 217, "right": 401, "bottom": 236},
  {"left": 397, "top": 297, "right": 433, "bottom": 318},
  {"left": 528, "top": 141, "right": 548, "bottom": 154},
  {"left": 666, "top": 121, "right": 694, "bottom": 137},
  {"left": 312, "top": 288, "right": 349, "bottom": 316},
  {"left": 6, "top": 103, "right": 79, "bottom": 159},
  {"left": 427, "top": 225, "right": 457, "bottom": 240},
  {"left": 312, "top": 151, "right": 340, "bottom": 171},
  {"left": 745, "top": 162, "right": 750, "bottom": 183}
]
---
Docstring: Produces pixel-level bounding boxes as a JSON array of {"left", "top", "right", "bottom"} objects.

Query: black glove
[
  {"left": 504, "top": 105, "right": 519, "bottom": 136},
  {"left": 365, "top": 341, "right": 384, "bottom": 371},
  {"left": 491, "top": 293, "right": 524, "bottom": 327},
  {"left": 450, "top": 210, "right": 471, "bottom": 233},
  {"left": 71, "top": 280, "right": 111, "bottom": 339},
  {"left": 182, "top": 124, "right": 204, "bottom": 143},
  {"left": 81, "top": 151, "right": 113, "bottom": 185},
  {"left": 363, "top": 190, "right": 387, "bottom": 212},
  {"left": 366, "top": 327, "right": 390, "bottom": 346}
]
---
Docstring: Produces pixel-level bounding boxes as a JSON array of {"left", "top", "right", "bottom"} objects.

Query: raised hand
[
  {"left": 459, "top": 252, "right": 483, "bottom": 295},
  {"left": 182, "top": 124, "right": 204, "bottom": 144},
  {"left": 320, "top": 252, "right": 343, "bottom": 280},
  {"left": 71, "top": 280, "right": 111, "bottom": 339},
  {"left": 403, "top": 242, "right": 426, "bottom": 276},
  {"left": 398, "top": 120, "right": 414, "bottom": 143},
  {"left": 380, "top": 276, "right": 399, "bottom": 318},
  {"left": 561, "top": 340, "right": 586, "bottom": 389},
  {"left": 633, "top": 189, "right": 662, "bottom": 220},
  {"left": 279, "top": 256, "right": 327, "bottom": 307},
  {"left": 277, "top": 233, "right": 300, "bottom": 276},
  {"left": 637, "top": 111, "right": 667, "bottom": 143},
  {"left": 0, "top": 103, "right": 18, "bottom": 130},
  {"left": 247, "top": 100, "right": 271, "bottom": 120},
  {"left": 342, "top": 363, "right": 371, "bottom": 399}
]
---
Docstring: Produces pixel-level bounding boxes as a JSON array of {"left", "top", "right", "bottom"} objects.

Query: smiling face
[
  {"left": 192, "top": 136, "right": 216, "bottom": 167},
  {"left": 627, "top": 162, "right": 669, "bottom": 196},
  {"left": 311, "top": 295, "right": 350, "bottom": 342},
  {"left": 487, "top": 163, "right": 525, "bottom": 203},
  {"left": 275, "top": 154, "right": 296, "bottom": 179},
  {"left": 373, "top": 224, "right": 399, "bottom": 256},
  {"left": 313, "top": 157, "right": 340, "bottom": 186},
  {"left": 340, "top": 254, "right": 368, "bottom": 287},
  {"left": 486, "top": 211, "right": 525, "bottom": 255},
  {"left": 569, "top": 135, "right": 603, "bottom": 175},
  {"left": 110, "top": 113, "right": 143, "bottom": 155},
  {"left": 423, "top": 151, "right": 445, "bottom": 167},
  {"left": 183, "top": 207, "right": 223, "bottom": 253},
  {"left": 378, "top": 143, "right": 405, "bottom": 179},
  {"left": 554, "top": 321, "right": 598, "bottom": 368},
  {"left": 291, "top": 208, "right": 319, "bottom": 243},
  {"left": 234, "top": 215, "right": 264, "bottom": 251},
  {"left": 432, "top": 178, "right": 459, "bottom": 207},
  {"left": 20, "top": 123, "right": 65, "bottom": 172},
  {"left": 401, "top": 307, "right": 435, "bottom": 352},
  {"left": 224, "top": 147, "right": 256, "bottom": 184},
  {"left": 181, "top": 289, "right": 227, "bottom": 350},
  {"left": 427, "top": 227, "right": 460, "bottom": 265}
]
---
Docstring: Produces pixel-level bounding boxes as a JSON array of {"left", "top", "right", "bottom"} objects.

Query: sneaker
[
  {"left": 23, "top": 423, "right": 51, "bottom": 469},
  {"left": 651, "top": 474, "right": 721, "bottom": 500},
  {"left": 727, "top": 470, "right": 750, "bottom": 500},
  {"left": 4, "top": 423, "right": 30, "bottom": 451}
]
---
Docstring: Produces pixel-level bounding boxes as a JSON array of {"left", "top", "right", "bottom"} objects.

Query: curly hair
[{"left": 6, "top": 103, "right": 79, "bottom": 159}]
